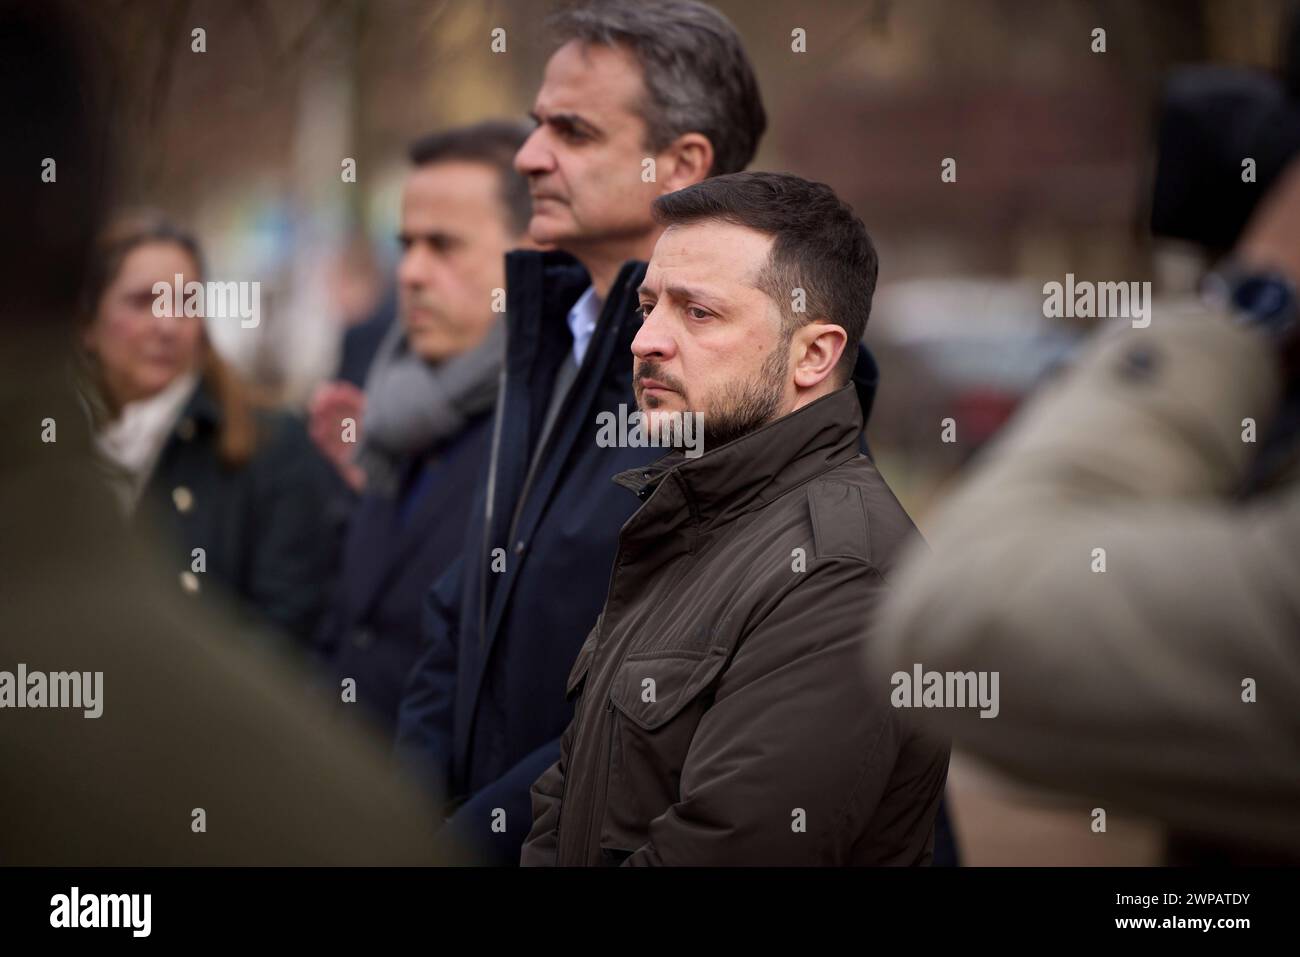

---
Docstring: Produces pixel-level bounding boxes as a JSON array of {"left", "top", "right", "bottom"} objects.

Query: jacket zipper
[
  {"left": 566, "top": 512, "right": 639, "bottom": 864},
  {"left": 554, "top": 612, "right": 603, "bottom": 861},
  {"left": 478, "top": 366, "right": 508, "bottom": 652}
]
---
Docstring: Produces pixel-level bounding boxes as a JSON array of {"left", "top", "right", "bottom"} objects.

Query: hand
[
  {"left": 1234, "top": 157, "right": 1300, "bottom": 371},
  {"left": 308, "top": 380, "right": 367, "bottom": 492},
  {"left": 1236, "top": 156, "right": 1300, "bottom": 287}
]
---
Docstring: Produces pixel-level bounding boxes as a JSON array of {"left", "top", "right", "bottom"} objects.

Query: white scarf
[{"left": 95, "top": 371, "right": 200, "bottom": 513}]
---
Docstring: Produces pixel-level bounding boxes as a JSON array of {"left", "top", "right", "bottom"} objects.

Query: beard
[{"left": 635, "top": 332, "right": 790, "bottom": 455}]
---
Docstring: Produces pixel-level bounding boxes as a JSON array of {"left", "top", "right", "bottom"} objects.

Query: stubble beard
[{"left": 636, "top": 332, "right": 791, "bottom": 454}]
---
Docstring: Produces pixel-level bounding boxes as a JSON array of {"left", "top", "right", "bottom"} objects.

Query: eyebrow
[
  {"left": 638, "top": 282, "right": 725, "bottom": 306},
  {"left": 398, "top": 230, "right": 459, "bottom": 245},
  {"left": 528, "top": 109, "right": 601, "bottom": 139}
]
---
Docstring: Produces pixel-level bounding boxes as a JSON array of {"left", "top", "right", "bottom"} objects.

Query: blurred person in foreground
[
  {"left": 77, "top": 213, "right": 337, "bottom": 647},
  {"left": 522, "top": 172, "right": 949, "bottom": 866},
  {"left": 311, "top": 122, "right": 531, "bottom": 736},
  {"left": 871, "top": 158, "right": 1300, "bottom": 864},
  {"left": 1, "top": 0, "right": 444, "bottom": 865}
]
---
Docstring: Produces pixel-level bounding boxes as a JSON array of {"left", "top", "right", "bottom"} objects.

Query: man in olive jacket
[{"left": 521, "top": 172, "right": 950, "bottom": 866}]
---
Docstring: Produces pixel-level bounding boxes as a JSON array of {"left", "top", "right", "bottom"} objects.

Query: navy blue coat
[
  {"left": 137, "top": 382, "right": 339, "bottom": 647},
  {"left": 395, "top": 250, "right": 923, "bottom": 865},
  {"left": 335, "top": 291, "right": 397, "bottom": 388},
  {"left": 396, "top": 252, "right": 657, "bottom": 862},
  {"left": 319, "top": 413, "right": 493, "bottom": 736}
]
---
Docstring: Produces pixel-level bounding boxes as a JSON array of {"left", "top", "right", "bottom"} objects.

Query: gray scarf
[{"left": 356, "top": 317, "right": 504, "bottom": 496}]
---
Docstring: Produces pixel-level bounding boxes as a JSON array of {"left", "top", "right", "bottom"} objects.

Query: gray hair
[{"left": 547, "top": 0, "right": 766, "bottom": 176}]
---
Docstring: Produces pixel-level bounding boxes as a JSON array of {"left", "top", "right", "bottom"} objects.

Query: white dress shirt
[{"left": 566, "top": 285, "right": 602, "bottom": 365}]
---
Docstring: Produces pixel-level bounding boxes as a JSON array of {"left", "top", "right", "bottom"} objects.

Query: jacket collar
[
  {"left": 501, "top": 249, "right": 644, "bottom": 384},
  {"left": 851, "top": 341, "right": 879, "bottom": 429},
  {"left": 183, "top": 377, "right": 222, "bottom": 429},
  {"left": 613, "top": 381, "right": 864, "bottom": 534}
]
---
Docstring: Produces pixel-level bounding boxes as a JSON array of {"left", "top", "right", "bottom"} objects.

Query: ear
[
  {"left": 791, "top": 321, "right": 848, "bottom": 391},
  {"left": 657, "top": 133, "right": 714, "bottom": 193}
]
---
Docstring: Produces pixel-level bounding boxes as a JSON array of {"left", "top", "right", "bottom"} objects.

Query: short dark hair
[
  {"left": 652, "top": 171, "right": 878, "bottom": 384},
  {"left": 408, "top": 120, "right": 531, "bottom": 235},
  {"left": 547, "top": 0, "right": 766, "bottom": 176}
]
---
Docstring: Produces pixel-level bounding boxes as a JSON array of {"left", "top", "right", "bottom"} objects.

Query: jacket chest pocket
[{"left": 600, "top": 647, "right": 729, "bottom": 853}]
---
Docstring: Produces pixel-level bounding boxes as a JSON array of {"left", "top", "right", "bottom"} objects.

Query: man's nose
[
  {"left": 514, "top": 127, "right": 553, "bottom": 176},
  {"left": 631, "top": 304, "right": 676, "bottom": 360},
  {"left": 397, "top": 246, "right": 430, "bottom": 289},
  {"left": 152, "top": 303, "right": 183, "bottom": 338}
]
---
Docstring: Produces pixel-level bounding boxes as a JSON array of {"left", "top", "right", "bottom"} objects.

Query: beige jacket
[{"left": 871, "top": 307, "right": 1300, "bottom": 856}]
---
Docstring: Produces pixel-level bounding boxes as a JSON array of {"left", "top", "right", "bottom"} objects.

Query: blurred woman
[{"left": 77, "top": 212, "right": 338, "bottom": 646}]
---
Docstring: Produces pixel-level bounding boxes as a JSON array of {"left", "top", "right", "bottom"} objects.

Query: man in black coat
[{"left": 313, "top": 122, "right": 532, "bottom": 735}]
